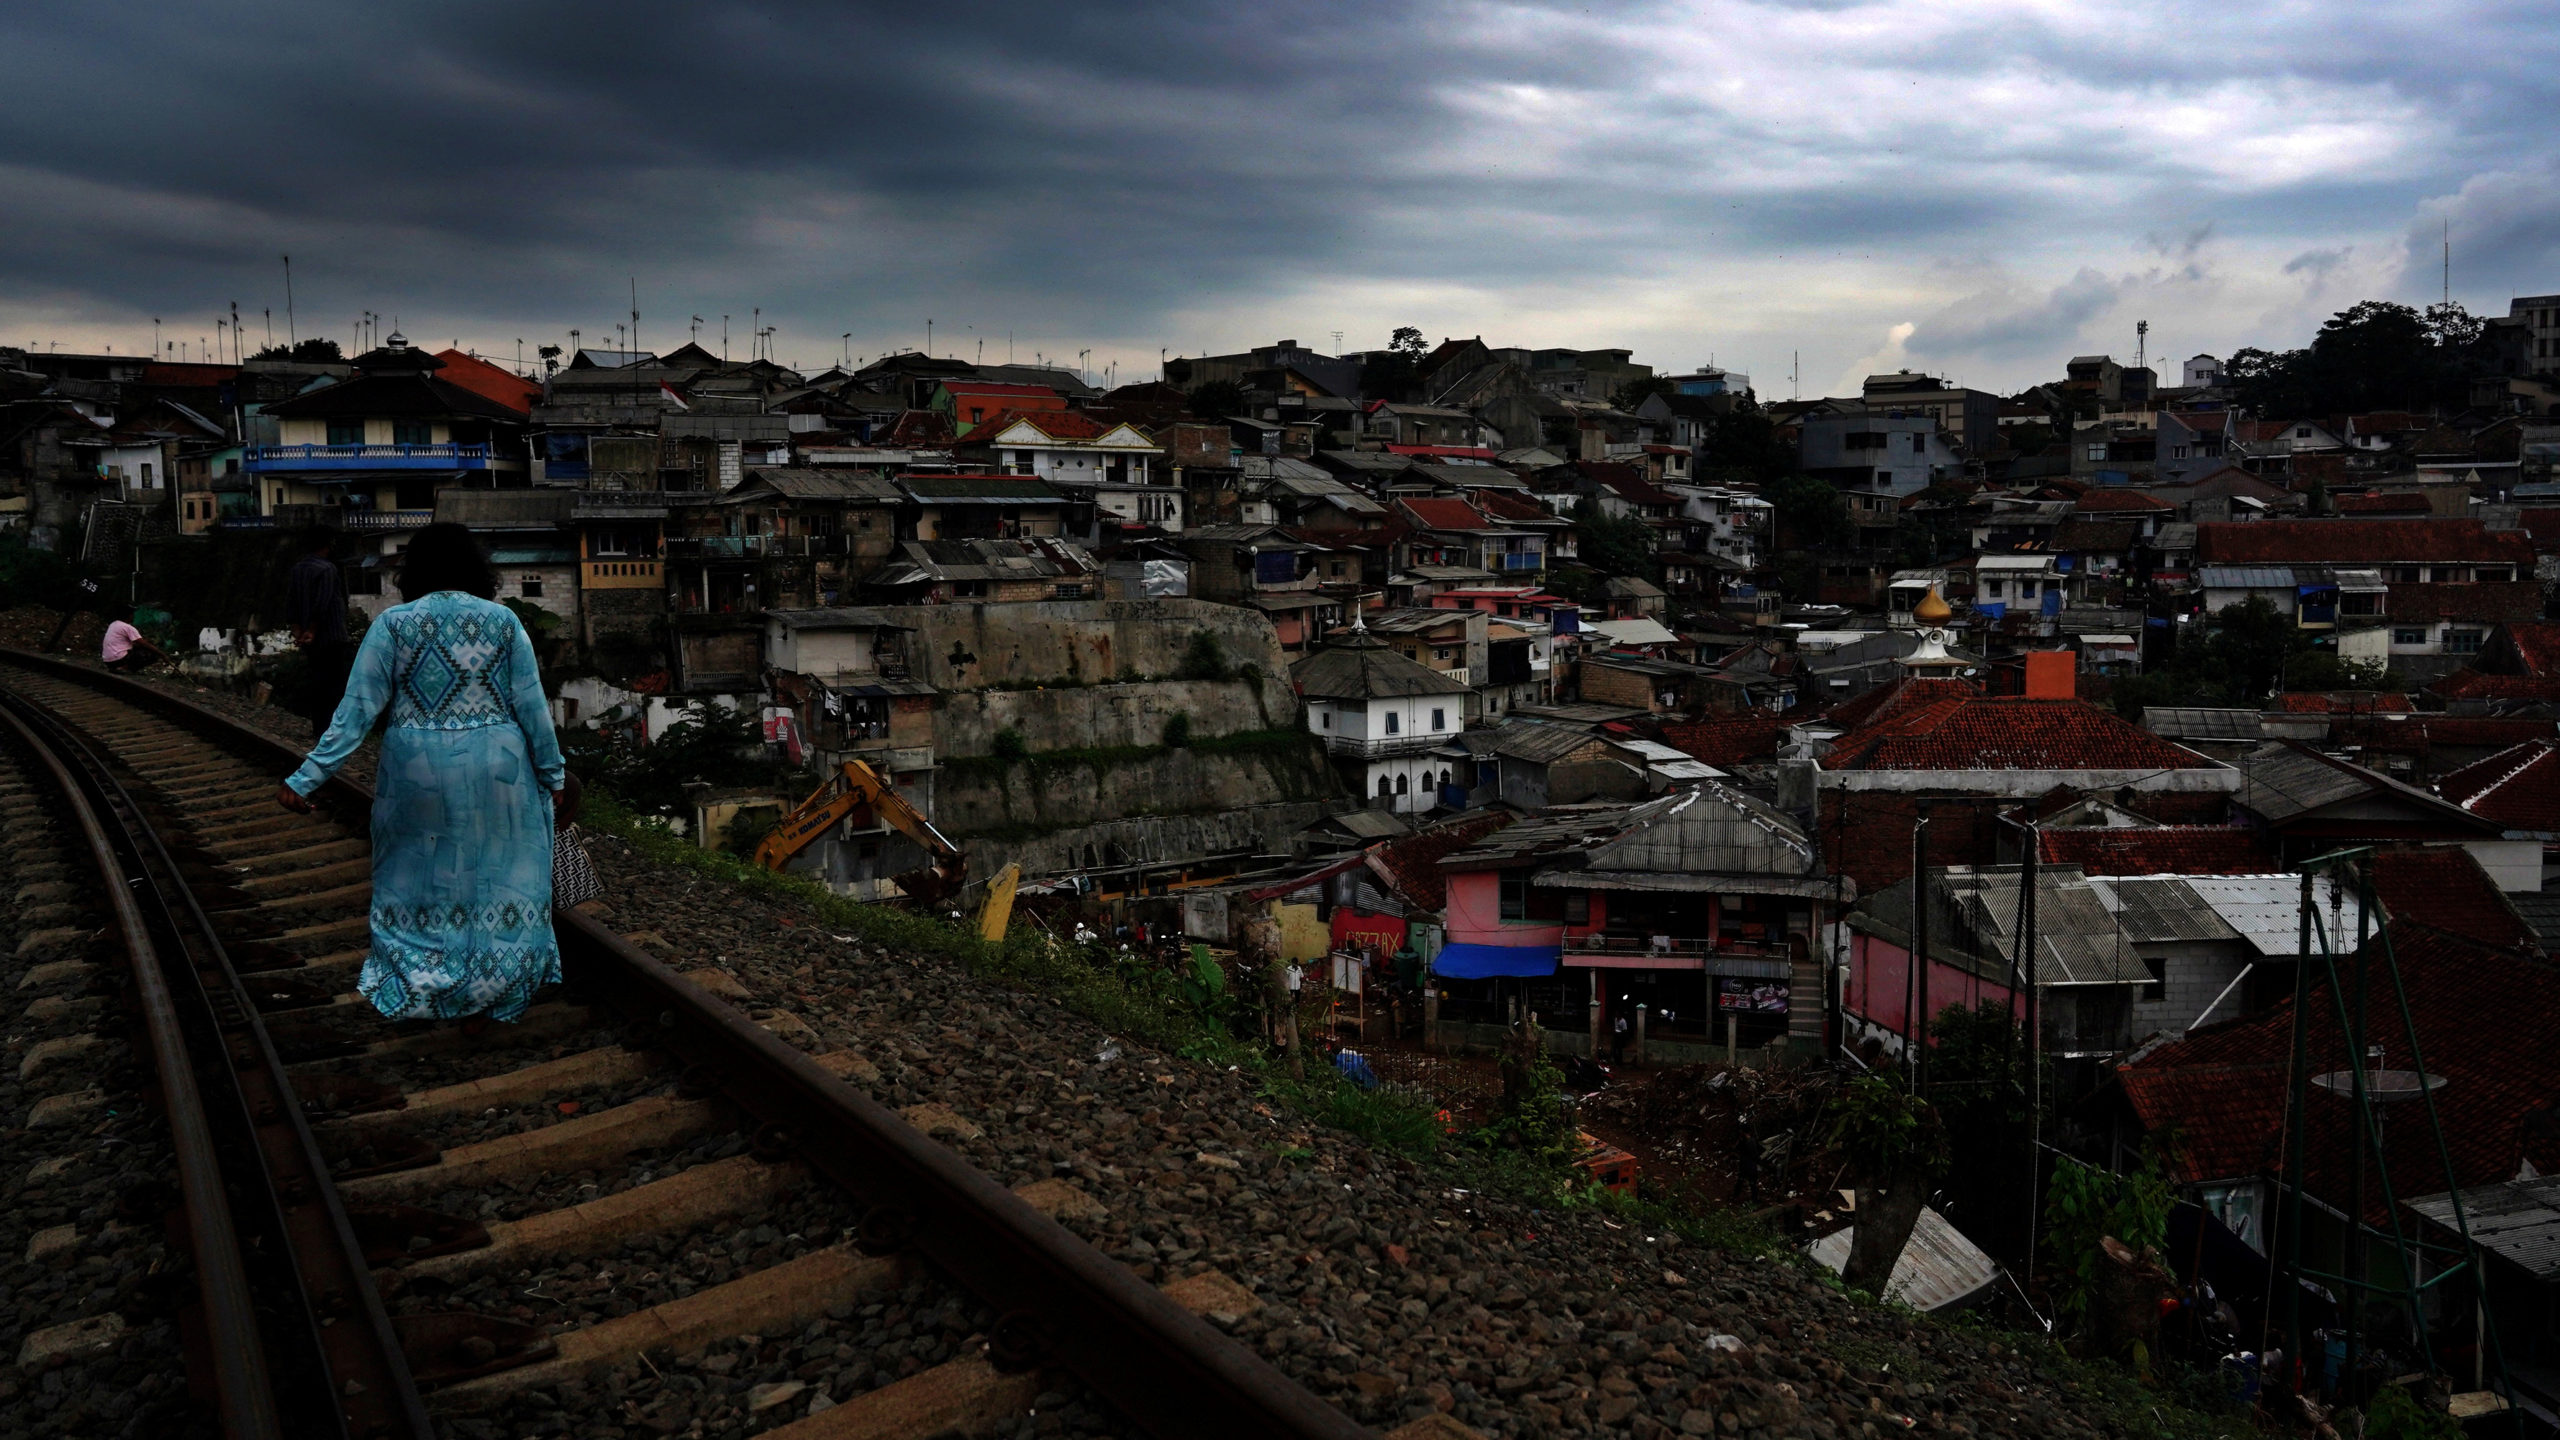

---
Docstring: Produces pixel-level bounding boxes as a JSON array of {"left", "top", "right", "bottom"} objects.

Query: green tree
[
  {"left": 1611, "top": 375, "right": 1675, "bottom": 410},
  {"left": 1763, "top": 474, "right": 1852, "bottom": 549},
  {"left": 1568, "top": 498, "right": 1659, "bottom": 583},
  {"left": 1695, "top": 397, "right": 1792, "bottom": 483},
  {"left": 2226, "top": 298, "right": 2489, "bottom": 416},
  {"left": 1358, "top": 328, "right": 1432, "bottom": 403},
  {"left": 1827, "top": 1078, "right": 1950, "bottom": 1292},
  {"left": 249, "top": 337, "right": 345, "bottom": 363},
  {"left": 2202, "top": 594, "right": 2307, "bottom": 701}
]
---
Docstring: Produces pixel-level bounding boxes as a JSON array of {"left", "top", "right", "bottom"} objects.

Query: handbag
[{"left": 553, "top": 823, "right": 604, "bottom": 910}]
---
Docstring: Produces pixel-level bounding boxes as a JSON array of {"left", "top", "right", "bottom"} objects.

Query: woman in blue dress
[{"left": 275, "top": 523, "right": 566, "bottom": 1025}]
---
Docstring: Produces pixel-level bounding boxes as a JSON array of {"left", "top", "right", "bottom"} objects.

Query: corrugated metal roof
[
  {"left": 2088, "top": 876, "right": 2241, "bottom": 943},
  {"left": 2144, "top": 707, "right": 2262, "bottom": 740},
  {"left": 1807, "top": 1206, "right": 1999, "bottom": 1312},
  {"left": 2408, "top": 1174, "right": 2560, "bottom": 1281},
  {"left": 2197, "top": 565, "right": 2297, "bottom": 589},
  {"left": 2181, "top": 873, "right": 2369, "bottom": 957}
]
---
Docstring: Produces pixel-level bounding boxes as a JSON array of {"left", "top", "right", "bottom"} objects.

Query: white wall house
[
  {"left": 1290, "top": 630, "right": 1472, "bottom": 816},
  {"left": 978, "top": 414, "right": 1177, "bottom": 531}
]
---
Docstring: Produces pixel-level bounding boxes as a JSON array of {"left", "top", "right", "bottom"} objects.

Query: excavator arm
[{"left": 749, "top": 759, "right": 966, "bottom": 903}]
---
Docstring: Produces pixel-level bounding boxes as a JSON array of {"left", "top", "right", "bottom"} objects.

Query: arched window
[
  {"left": 1395, "top": 773, "right": 1409, "bottom": 794},
  {"left": 1378, "top": 774, "right": 1393, "bottom": 797}
]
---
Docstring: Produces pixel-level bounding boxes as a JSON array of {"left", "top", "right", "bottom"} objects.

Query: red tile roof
[
  {"left": 964, "top": 409, "right": 1123, "bottom": 441},
  {"left": 1470, "top": 490, "right": 1555, "bottom": 524},
  {"left": 2369, "top": 845, "right": 2536, "bottom": 950},
  {"left": 2120, "top": 922, "right": 2560, "bottom": 1209},
  {"left": 2271, "top": 691, "right": 2413, "bottom": 713},
  {"left": 886, "top": 410, "right": 955, "bottom": 447},
  {"left": 1816, "top": 676, "right": 1984, "bottom": 730},
  {"left": 2502, "top": 621, "right": 2560, "bottom": 675},
  {"left": 2428, "top": 668, "right": 2560, "bottom": 702},
  {"left": 2195, "top": 519, "right": 2535, "bottom": 566},
  {"left": 2072, "top": 488, "right": 2172, "bottom": 514},
  {"left": 2438, "top": 741, "right": 2560, "bottom": 833},
  {"left": 2037, "top": 826, "right": 2280, "bottom": 875},
  {"left": 1395, "top": 497, "right": 1494, "bottom": 532},
  {"left": 2515, "top": 510, "right": 2560, "bottom": 552},
  {"left": 1364, "top": 811, "right": 1516, "bottom": 912},
  {"left": 431, "top": 349, "right": 541, "bottom": 416},
  {"left": 2385, "top": 581, "right": 2543, "bottom": 625},
  {"left": 1658, "top": 712, "right": 1793, "bottom": 766},
  {"left": 1820, "top": 697, "right": 2223, "bottom": 773},
  {"left": 2334, "top": 490, "right": 2432, "bottom": 514}
]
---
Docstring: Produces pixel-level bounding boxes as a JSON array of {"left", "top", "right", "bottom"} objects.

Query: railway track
[{"left": 0, "top": 652, "right": 1407, "bottom": 1440}]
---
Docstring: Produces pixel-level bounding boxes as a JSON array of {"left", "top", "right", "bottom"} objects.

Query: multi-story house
[
  {"left": 2193, "top": 520, "right": 2539, "bottom": 673},
  {"left": 1394, "top": 497, "right": 1546, "bottom": 579},
  {"left": 957, "top": 411, "right": 1173, "bottom": 539},
  {"left": 1798, "top": 410, "right": 1959, "bottom": 495},
  {"left": 249, "top": 337, "right": 526, "bottom": 525},
  {"left": 1291, "top": 625, "right": 1472, "bottom": 814},
  {"left": 1860, "top": 371, "right": 2003, "bottom": 456}
]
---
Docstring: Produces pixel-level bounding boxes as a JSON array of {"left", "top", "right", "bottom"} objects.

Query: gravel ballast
[{"left": 109, "top": 667, "right": 2207, "bottom": 1439}]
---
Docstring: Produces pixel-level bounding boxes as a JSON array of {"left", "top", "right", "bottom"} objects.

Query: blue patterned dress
[{"left": 285, "top": 591, "right": 565, "bottom": 1022}]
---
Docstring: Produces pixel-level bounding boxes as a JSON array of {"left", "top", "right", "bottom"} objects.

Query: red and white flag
[{"left": 658, "top": 380, "right": 689, "bottom": 411}]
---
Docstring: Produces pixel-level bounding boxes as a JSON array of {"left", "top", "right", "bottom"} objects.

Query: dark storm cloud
[
  {"left": 0, "top": 1, "right": 1613, "bottom": 353},
  {"left": 6, "top": 1, "right": 2560, "bottom": 384}
]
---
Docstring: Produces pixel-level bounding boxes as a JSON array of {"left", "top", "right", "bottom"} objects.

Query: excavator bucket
[{"left": 977, "top": 863, "right": 1020, "bottom": 944}]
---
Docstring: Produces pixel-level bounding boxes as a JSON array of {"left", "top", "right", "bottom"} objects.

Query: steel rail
[
  {"left": 0, "top": 659, "right": 435, "bottom": 1440},
  {"left": 0, "top": 651, "right": 1374, "bottom": 1440},
  {"left": 0, "top": 695, "right": 283, "bottom": 1439}
]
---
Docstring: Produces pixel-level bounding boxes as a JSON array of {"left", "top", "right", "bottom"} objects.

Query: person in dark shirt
[{"left": 284, "top": 527, "right": 352, "bottom": 734}]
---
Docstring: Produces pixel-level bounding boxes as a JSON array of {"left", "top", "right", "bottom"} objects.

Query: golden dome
[{"left": 1912, "top": 586, "right": 1952, "bottom": 625}]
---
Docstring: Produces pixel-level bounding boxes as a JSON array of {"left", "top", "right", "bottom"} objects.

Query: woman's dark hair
[{"left": 396, "top": 522, "right": 498, "bottom": 601}]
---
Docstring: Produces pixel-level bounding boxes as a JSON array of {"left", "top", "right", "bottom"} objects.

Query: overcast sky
[{"left": 6, "top": 1, "right": 2558, "bottom": 395}]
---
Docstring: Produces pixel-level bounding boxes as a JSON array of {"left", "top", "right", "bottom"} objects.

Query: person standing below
[
  {"left": 276, "top": 524, "right": 565, "bottom": 1028},
  {"left": 284, "top": 527, "right": 353, "bottom": 737},
  {"left": 1610, "top": 1009, "right": 1632, "bottom": 1065},
  {"left": 100, "top": 611, "right": 168, "bottom": 672}
]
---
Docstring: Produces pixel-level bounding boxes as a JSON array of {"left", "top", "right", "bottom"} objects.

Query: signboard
[
  {"left": 1329, "top": 908, "right": 1406, "bottom": 956},
  {"left": 1716, "top": 977, "right": 1789, "bottom": 1014}
]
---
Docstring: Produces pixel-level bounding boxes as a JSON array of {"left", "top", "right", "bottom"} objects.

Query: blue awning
[{"left": 1431, "top": 942, "right": 1560, "bottom": 979}]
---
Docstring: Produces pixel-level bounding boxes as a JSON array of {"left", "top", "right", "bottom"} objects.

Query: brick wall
[{"left": 1578, "top": 660, "right": 1658, "bottom": 711}]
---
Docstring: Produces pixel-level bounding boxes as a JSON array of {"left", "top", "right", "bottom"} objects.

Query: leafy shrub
[
  {"left": 991, "top": 726, "right": 1029, "bottom": 761},
  {"left": 1161, "top": 711, "right": 1193, "bottom": 748},
  {"left": 1175, "top": 629, "right": 1230, "bottom": 681},
  {"left": 560, "top": 704, "right": 771, "bottom": 813},
  {"left": 2043, "top": 1148, "right": 2175, "bottom": 1327}
]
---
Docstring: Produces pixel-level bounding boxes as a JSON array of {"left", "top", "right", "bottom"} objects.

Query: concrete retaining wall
[
  {"left": 935, "top": 741, "right": 1336, "bottom": 839},
  {"left": 963, "top": 801, "right": 1331, "bottom": 880},
  {"left": 936, "top": 674, "right": 1290, "bottom": 756},
  {"left": 899, "top": 598, "right": 1288, "bottom": 690}
]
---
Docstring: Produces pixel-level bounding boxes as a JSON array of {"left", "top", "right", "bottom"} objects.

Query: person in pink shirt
[{"left": 101, "top": 614, "right": 167, "bottom": 672}]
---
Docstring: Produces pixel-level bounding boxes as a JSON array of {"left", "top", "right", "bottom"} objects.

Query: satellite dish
[{"left": 2312, "top": 1069, "right": 2446, "bottom": 1103}]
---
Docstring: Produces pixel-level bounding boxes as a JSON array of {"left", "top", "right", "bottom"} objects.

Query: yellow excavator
[{"left": 750, "top": 759, "right": 968, "bottom": 906}]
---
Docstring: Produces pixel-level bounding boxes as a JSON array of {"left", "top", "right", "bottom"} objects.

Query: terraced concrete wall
[
  {"left": 960, "top": 801, "right": 1332, "bottom": 882},
  {"left": 935, "top": 740, "right": 1337, "bottom": 841},
  {"left": 936, "top": 674, "right": 1291, "bottom": 757}
]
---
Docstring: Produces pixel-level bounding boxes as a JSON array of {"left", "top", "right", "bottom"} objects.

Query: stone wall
[
  {"left": 899, "top": 598, "right": 1287, "bottom": 690},
  {"left": 934, "top": 740, "right": 1337, "bottom": 840},
  {"left": 962, "top": 801, "right": 1331, "bottom": 881},
  {"left": 936, "top": 674, "right": 1291, "bottom": 756}
]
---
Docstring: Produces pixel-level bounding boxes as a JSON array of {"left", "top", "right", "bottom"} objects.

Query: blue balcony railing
[
  {"left": 1498, "top": 552, "right": 1544, "bottom": 571},
  {"left": 244, "top": 443, "right": 492, "bottom": 473}
]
